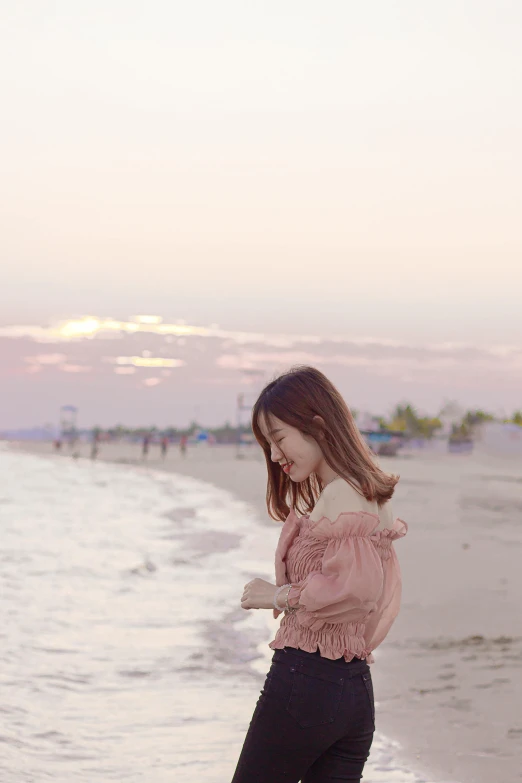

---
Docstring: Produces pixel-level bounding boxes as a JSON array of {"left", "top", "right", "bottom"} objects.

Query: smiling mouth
[{"left": 281, "top": 461, "right": 294, "bottom": 473}]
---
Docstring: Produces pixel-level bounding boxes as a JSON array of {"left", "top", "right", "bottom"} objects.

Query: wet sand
[{"left": 10, "top": 440, "right": 522, "bottom": 783}]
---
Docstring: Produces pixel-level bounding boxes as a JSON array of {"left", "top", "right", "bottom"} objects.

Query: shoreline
[{"left": 8, "top": 440, "right": 522, "bottom": 783}]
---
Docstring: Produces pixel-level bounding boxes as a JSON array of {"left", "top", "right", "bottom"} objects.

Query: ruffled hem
[
  {"left": 269, "top": 625, "right": 373, "bottom": 664},
  {"left": 370, "top": 518, "right": 408, "bottom": 560}
]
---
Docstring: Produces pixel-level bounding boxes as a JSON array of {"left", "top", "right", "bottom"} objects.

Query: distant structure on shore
[
  {"left": 360, "top": 429, "right": 405, "bottom": 457},
  {"left": 474, "top": 421, "right": 522, "bottom": 457},
  {"left": 2, "top": 394, "right": 521, "bottom": 460},
  {"left": 356, "top": 412, "right": 405, "bottom": 456}
]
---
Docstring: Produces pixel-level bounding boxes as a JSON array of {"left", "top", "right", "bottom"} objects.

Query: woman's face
[{"left": 259, "top": 414, "right": 325, "bottom": 483}]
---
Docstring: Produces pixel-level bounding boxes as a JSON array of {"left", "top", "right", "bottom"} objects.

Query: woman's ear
[{"left": 312, "top": 415, "right": 326, "bottom": 439}]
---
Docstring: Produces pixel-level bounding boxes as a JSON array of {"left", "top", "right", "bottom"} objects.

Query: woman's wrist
[
  {"left": 273, "top": 584, "right": 288, "bottom": 611},
  {"left": 286, "top": 586, "right": 300, "bottom": 610},
  {"left": 273, "top": 584, "right": 299, "bottom": 612}
]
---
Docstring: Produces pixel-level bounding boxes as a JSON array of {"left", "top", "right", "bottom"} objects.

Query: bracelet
[
  {"left": 273, "top": 584, "right": 289, "bottom": 611},
  {"left": 285, "top": 586, "right": 298, "bottom": 613},
  {"left": 273, "top": 584, "right": 298, "bottom": 613}
]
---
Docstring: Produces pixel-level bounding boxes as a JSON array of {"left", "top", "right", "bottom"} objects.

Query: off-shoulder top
[{"left": 268, "top": 507, "right": 408, "bottom": 665}]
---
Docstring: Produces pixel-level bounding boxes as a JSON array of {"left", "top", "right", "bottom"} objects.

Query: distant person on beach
[
  {"left": 233, "top": 366, "right": 408, "bottom": 783},
  {"left": 53, "top": 439, "right": 62, "bottom": 452},
  {"left": 160, "top": 435, "right": 169, "bottom": 459},
  {"left": 142, "top": 433, "right": 150, "bottom": 459},
  {"left": 91, "top": 431, "right": 100, "bottom": 460},
  {"left": 179, "top": 434, "right": 188, "bottom": 457}
]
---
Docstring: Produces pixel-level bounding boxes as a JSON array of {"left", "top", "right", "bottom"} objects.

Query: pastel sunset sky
[{"left": 1, "top": 2, "right": 521, "bottom": 428}]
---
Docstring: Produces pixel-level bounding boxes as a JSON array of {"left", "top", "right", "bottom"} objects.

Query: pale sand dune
[{"left": 11, "top": 440, "right": 522, "bottom": 783}]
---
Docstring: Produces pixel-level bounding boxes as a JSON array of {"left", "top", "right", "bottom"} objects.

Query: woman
[{"left": 232, "top": 366, "right": 408, "bottom": 783}]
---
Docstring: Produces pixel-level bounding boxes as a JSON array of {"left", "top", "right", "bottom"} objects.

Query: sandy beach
[{"left": 10, "top": 440, "right": 522, "bottom": 783}]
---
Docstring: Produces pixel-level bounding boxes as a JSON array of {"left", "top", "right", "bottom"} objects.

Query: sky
[{"left": 1, "top": 1, "right": 521, "bottom": 428}]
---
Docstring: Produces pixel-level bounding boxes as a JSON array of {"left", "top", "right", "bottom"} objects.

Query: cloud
[
  {"left": 215, "top": 350, "right": 462, "bottom": 373},
  {"left": 59, "top": 364, "right": 92, "bottom": 373},
  {"left": 112, "top": 356, "right": 185, "bottom": 368},
  {"left": 23, "top": 353, "right": 92, "bottom": 375},
  {"left": 25, "top": 353, "right": 67, "bottom": 365},
  {"left": 2, "top": 315, "right": 522, "bottom": 428}
]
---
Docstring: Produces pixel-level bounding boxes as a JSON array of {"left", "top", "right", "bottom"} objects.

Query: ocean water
[{"left": 1, "top": 448, "right": 443, "bottom": 783}]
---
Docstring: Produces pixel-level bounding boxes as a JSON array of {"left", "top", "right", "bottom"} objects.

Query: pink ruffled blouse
[{"left": 268, "top": 508, "right": 408, "bottom": 665}]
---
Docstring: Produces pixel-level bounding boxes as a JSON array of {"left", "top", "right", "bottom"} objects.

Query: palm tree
[{"left": 388, "top": 403, "right": 418, "bottom": 434}]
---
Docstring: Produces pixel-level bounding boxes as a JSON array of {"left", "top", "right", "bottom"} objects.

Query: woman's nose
[{"left": 270, "top": 443, "right": 283, "bottom": 462}]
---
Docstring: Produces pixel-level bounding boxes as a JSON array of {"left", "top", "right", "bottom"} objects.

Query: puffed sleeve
[
  {"left": 364, "top": 520, "right": 408, "bottom": 652},
  {"left": 286, "top": 514, "right": 386, "bottom": 633}
]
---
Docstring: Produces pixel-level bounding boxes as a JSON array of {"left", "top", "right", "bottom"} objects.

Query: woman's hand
[{"left": 241, "top": 578, "right": 283, "bottom": 610}]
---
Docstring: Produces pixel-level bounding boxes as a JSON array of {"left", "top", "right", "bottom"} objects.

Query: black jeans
[{"left": 231, "top": 646, "right": 375, "bottom": 783}]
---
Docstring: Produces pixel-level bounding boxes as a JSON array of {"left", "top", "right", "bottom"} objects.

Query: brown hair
[{"left": 252, "top": 365, "right": 399, "bottom": 521}]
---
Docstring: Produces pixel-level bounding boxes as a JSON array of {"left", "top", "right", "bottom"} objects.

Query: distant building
[{"left": 474, "top": 421, "right": 522, "bottom": 457}]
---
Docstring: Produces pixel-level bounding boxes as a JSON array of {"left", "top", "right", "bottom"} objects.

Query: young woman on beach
[{"left": 232, "top": 366, "right": 408, "bottom": 783}]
